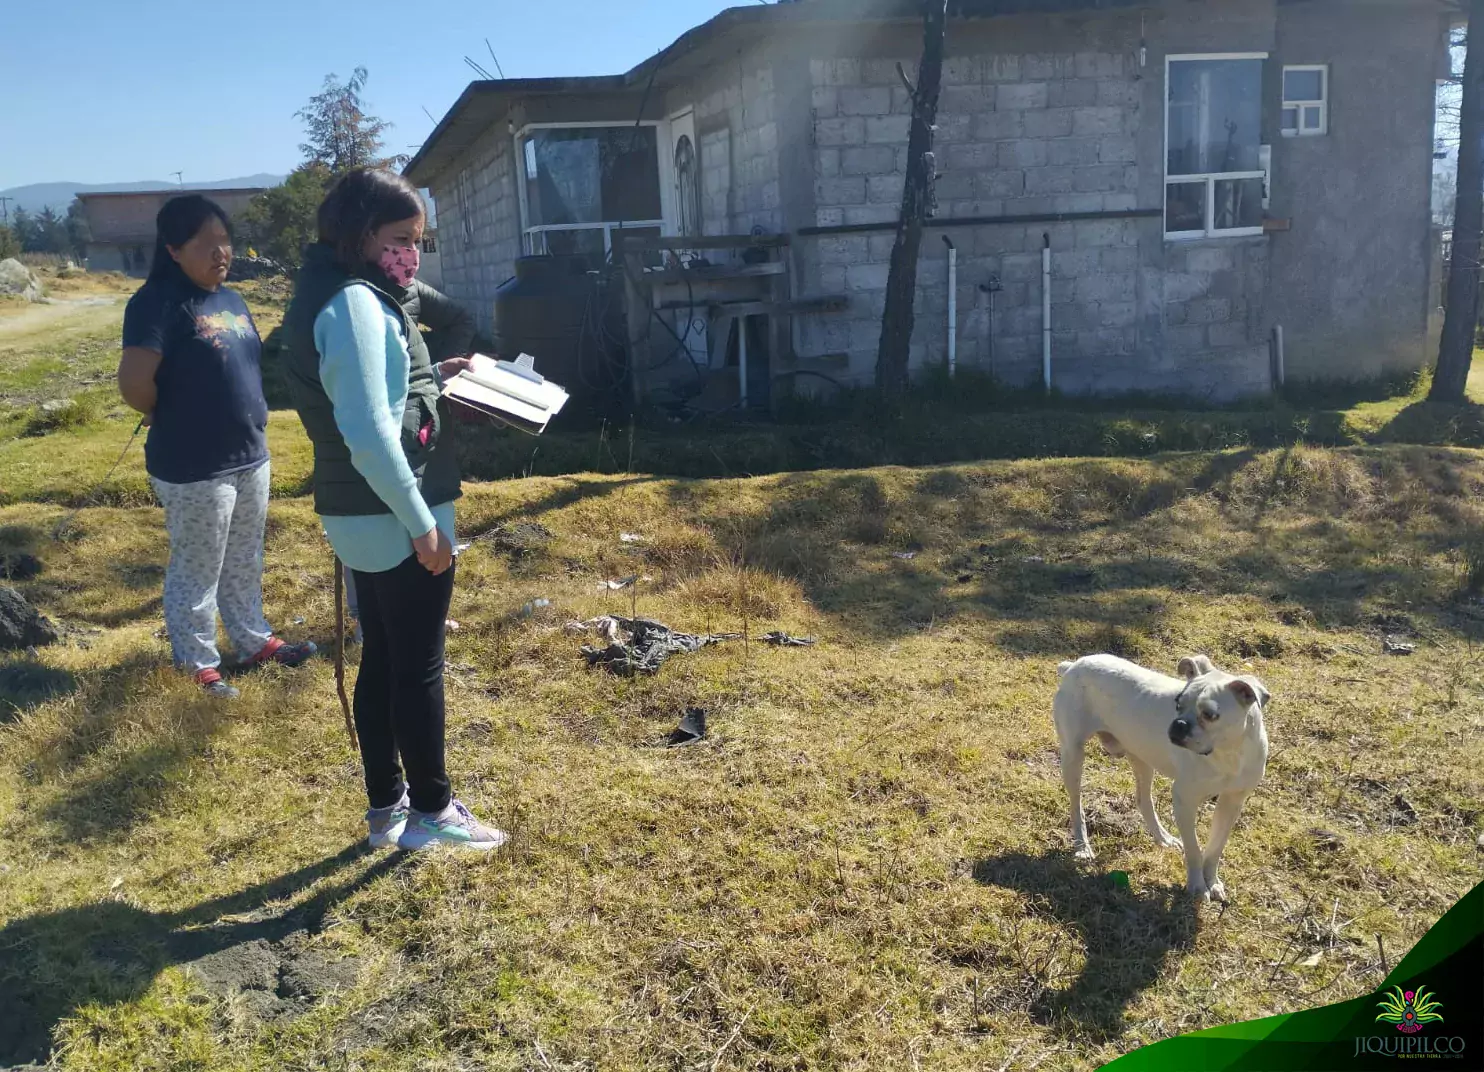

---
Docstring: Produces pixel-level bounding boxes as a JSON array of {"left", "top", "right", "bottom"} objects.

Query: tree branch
[{"left": 896, "top": 61, "right": 917, "bottom": 98}]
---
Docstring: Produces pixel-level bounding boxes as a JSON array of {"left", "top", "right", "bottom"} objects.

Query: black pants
[{"left": 351, "top": 554, "right": 455, "bottom": 814}]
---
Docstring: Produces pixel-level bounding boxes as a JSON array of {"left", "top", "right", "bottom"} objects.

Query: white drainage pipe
[
  {"left": 1042, "top": 233, "right": 1052, "bottom": 394},
  {"left": 943, "top": 234, "right": 957, "bottom": 378}
]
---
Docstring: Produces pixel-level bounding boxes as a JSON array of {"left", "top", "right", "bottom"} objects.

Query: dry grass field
[{"left": 0, "top": 281, "right": 1480, "bottom": 1071}]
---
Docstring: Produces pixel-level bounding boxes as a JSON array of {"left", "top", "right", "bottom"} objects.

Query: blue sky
[{"left": 0, "top": 0, "right": 746, "bottom": 189}]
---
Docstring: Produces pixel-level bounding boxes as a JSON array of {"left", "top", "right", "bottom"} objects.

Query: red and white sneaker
[
  {"left": 247, "top": 638, "right": 317, "bottom": 669},
  {"left": 193, "top": 667, "right": 240, "bottom": 699}
]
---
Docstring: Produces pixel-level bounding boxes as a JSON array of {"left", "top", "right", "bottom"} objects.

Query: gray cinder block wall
[
  {"left": 673, "top": 65, "right": 783, "bottom": 237},
  {"left": 792, "top": 3, "right": 1277, "bottom": 399},
  {"left": 789, "top": 0, "right": 1443, "bottom": 398},
  {"left": 426, "top": 126, "right": 522, "bottom": 337},
  {"left": 422, "top": 0, "right": 1445, "bottom": 399},
  {"left": 1267, "top": 0, "right": 1445, "bottom": 382}
]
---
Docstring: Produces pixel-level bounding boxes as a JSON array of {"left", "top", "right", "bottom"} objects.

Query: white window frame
[
  {"left": 1165, "top": 52, "right": 1269, "bottom": 241},
  {"left": 1281, "top": 64, "right": 1329, "bottom": 137},
  {"left": 513, "top": 120, "right": 674, "bottom": 260}
]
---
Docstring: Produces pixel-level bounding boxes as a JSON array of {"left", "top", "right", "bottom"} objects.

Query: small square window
[
  {"left": 1283, "top": 69, "right": 1323, "bottom": 101},
  {"left": 1281, "top": 65, "right": 1328, "bottom": 137}
]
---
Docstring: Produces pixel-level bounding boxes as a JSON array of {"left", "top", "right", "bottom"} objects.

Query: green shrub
[{"left": 22, "top": 395, "right": 103, "bottom": 437}]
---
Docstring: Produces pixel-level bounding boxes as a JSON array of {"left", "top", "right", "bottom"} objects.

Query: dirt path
[{"left": 0, "top": 298, "right": 122, "bottom": 345}]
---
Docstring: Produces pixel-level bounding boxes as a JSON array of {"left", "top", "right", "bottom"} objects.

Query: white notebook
[{"left": 442, "top": 353, "right": 569, "bottom": 435}]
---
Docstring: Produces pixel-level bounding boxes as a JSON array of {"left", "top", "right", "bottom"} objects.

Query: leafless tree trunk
[
  {"left": 874, "top": 0, "right": 948, "bottom": 397},
  {"left": 1433, "top": 4, "right": 1484, "bottom": 402}
]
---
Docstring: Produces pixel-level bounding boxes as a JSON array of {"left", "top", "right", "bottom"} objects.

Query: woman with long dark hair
[
  {"left": 117, "top": 195, "right": 315, "bottom": 698},
  {"left": 283, "top": 168, "right": 503, "bottom": 852}
]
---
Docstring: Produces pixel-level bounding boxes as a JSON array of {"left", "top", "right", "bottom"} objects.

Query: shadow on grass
[
  {"left": 1372, "top": 399, "right": 1484, "bottom": 447},
  {"left": 0, "top": 659, "right": 78, "bottom": 722},
  {"left": 38, "top": 651, "right": 337, "bottom": 844},
  {"left": 9, "top": 644, "right": 323, "bottom": 845},
  {"left": 463, "top": 475, "right": 664, "bottom": 535},
  {"left": 973, "top": 851, "right": 1198, "bottom": 1039},
  {"left": 676, "top": 449, "right": 1484, "bottom": 645},
  {"left": 0, "top": 843, "right": 407, "bottom": 1067}
]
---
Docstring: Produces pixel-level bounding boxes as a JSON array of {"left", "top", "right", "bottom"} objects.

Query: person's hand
[
  {"left": 437, "top": 356, "right": 474, "bottom": 382},
  {"left": 413, "top": 526, "right": 453, "bottom": 576}
]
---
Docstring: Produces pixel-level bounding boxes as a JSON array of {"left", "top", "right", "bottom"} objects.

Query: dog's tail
[{"left": 1056, "top": 660, "right": 1076, "bottom": 677}]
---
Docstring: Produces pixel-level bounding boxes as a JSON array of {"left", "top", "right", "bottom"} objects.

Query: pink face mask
[{"left": 378, "top": 243, "right": 420, "bottom": 287}]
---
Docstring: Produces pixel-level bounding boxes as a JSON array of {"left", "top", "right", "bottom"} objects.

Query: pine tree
[
  {"left": 65, "top": 199, "right": 91, "bottom": 260},
  {"left": 240, "top": 163, "right": 333, "bottom": 268},
  {"left": 296, "top": 67, "right": 402, "bottom": 173},
  {"left": 10, "top": 207, "right": 39, "bottom": 252}
]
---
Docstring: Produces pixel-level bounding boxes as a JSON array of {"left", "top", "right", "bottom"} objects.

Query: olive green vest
[{"left": 283, "top": 244, "right": 461, "bottom": 517}]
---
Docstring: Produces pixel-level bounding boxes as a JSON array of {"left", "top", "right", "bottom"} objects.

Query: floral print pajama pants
[{"left": 151, "top": 461, "right": 274, "bottom": 673}]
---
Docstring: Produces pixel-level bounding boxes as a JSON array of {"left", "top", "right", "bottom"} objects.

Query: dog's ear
[
  {"left": 1178, "top": 655, "right": 1215, "bottom": 680},
  {"left": 1228, "top": 677, "right": 1270, "bottom": 709}
]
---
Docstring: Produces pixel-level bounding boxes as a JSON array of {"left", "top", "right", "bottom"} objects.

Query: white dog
[{"left": 1052, "top": 654, "right": 1270, "bottom": 902}]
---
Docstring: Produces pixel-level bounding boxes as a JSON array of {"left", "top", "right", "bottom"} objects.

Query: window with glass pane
[
  {"left": 1213, "top": 178, "right": 1264, "bottom": 231},
  {"left": 522, "top": 127, "right": 662, "bottom": 227},
  {"left": 1166, "top": 57, "right": 1266, "bottom": 237},
  {"left": 1281, "top": 66, "right": 1328, "bottom": 137},
  {"left": 1168, "top": 59, "right": 1262, "bottom": 176},
  {"left": 1166, "top": 182, "right": 1206, "bottom": 234},
  {"left": 532, "top": 228, "right": 606, "bottom": 265}
]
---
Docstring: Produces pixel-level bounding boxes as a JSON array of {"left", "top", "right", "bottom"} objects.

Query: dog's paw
[
  {"left": 1207, "top": 880, "right": 1228, "bottom": 903},
  {"left": 1154, "top": 832, "right": 1182, "bottom": 851},
  {"left": 1185, "top": 880, "right": 1211, "bottom": 902},
  {"left": 1073, "top": 843, "right": 1097, "bottom": 862}
]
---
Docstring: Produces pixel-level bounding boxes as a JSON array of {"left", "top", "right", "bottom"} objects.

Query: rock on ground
[
  {"left": 0, "top": 587, "right": 58, "bottom": 651},
  {"left": 0, "top": 260, "right": 42, "bottom": 302}
]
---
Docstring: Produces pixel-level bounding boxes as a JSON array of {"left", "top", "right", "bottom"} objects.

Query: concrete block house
[
  {"left": 404, "top": 0, "right": 1454, "bottom": 402},
  {"left": 76, "top": 187, "right": 268, "bottom": 276}
]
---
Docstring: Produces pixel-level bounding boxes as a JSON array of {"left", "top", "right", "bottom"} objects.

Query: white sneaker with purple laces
[
  {"left": 398, "top": 800, "right": 507, "bottom": 852},
  {"left": 366, "top": 793, "right": 410, "bottom": 849}
]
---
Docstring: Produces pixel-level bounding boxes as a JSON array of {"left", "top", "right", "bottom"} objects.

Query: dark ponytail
[
  {"left": 147, "top": 195, "right": 233, "bottom": 285},
  {"left": 316, "top": 168, "right": 426, "bottom": 273}
]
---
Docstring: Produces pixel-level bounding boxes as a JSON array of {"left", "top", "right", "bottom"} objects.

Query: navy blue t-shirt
[{"left": 123, "top": 277, "right": 269, "bottom": 484}]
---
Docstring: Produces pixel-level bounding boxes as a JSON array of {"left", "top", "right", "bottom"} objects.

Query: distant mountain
[{"left": 0, "top": 174, "right": 285, "bottom": 215}]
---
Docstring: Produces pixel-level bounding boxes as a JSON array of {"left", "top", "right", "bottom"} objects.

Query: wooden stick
[{"left": 334, "top": 556, "right": 358, "bottom": 750}]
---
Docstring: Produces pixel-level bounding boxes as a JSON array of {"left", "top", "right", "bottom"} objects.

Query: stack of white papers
[{"left": 442, "top": 353, "right": 569, "bottom": 435}]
